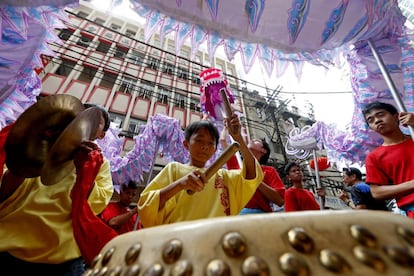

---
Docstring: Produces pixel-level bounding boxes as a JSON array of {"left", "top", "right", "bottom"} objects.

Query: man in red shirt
[
  {"left": 363, "top": 102, "right": 414, "bottom": 218},
  {"left": 100, "top": 181, "right": 140, "bottom": 234},
  {"left": 284, "top": 162, "right": 325, "bottom": 212},
  {"left": 223, "top": 136, "right": 285, "bottom": 214}
]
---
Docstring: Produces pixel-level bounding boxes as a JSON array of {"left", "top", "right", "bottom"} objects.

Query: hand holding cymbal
[
  {"left": 5, "top": 94, "right": 84, "bottom": 178},
  {"left": 41, "top": 107, "right": 102, "bottom": 186}
]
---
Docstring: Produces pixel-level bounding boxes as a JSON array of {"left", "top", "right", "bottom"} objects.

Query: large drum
[{"left": 86, "top": 211, "right": 414, "bottom": 275}]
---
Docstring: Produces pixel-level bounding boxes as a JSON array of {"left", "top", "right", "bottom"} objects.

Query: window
[
  {"left": 109, "top": 112, "right": 125, "bottom": 128},
  {"left": 190, "top": 98, "right": 201, "bottom": 112},
  {"left": 94, "top": 18, "right": 105, "bottom": 25},
  {"left": 157, "top": 86, "right": 170, "bottom": 104},
  {"left": 228, "top": 67, "right": 236, "bottom": 76},
  {"left": 114, "top": 45, "right": 128, "bottom": 58},
  {"left": 100, "top": 72, "right": 117, "bottom": 89},
  {"left": 167, "top": 43, "right": 175, "bottom": 53},
  {"left": 127, "top": 50, "right": 145, "bottom": 65},
  {"left": 177, "top": 67, "right": 189, "bottom": 80},
  {"left": 229, "top": 84, "right": 239, "bottom": 96},
  {"left": 153, "top": 37, "right": 161, "bottom": 47},
  {"left": 180, "top": 49, "right": 190, "bottom": 59},
  {"left": 77, "top": 11, "right": 89, "bottom": 18},
  {"left": 138, "top": 81, "right": 154, "bottom": 99},
  {"left": 77, "top": 66, "right": 97, "bottom": 82},
  {"left": 104, "top": 32, "right": 114, "bottom": 40},
  {"left": 126, "top": 118, "right": 144, "bottom": 136},
  {"left": 147, "top": 57, "right": 160, "bottom": 70},
  {"left": 138, "top": 31, "right": 145, "bottom": 41},
  {"left": 96, "top": 41, "right": 111, "bottom": 53},
  {"left": 191, "top": 72, "right": 201, "bottom": 85},
  {"left": 174, "top": 93, "right": 186, "bottom": 109},
  {"left": 55, "top": 59, "right": 76, "bottom": 76},
  {"left": 162, "top": 62, "right": 175, "bottom": 75},
  {"left": 193, "top": 55, "right": 202, "bottom": 70},
  {"left": 76, "top": 35, "right": 92, "bottom": 48},
  {"left": 110, "top": 23, "right": 121, "bottom": 31},
  {"left": 86, "top": 25, "right": 98, "bottom": 34},
  {"left": 125, "top": 29, "right": 136, "bottom": 38},
  {"left": 118, "top": 77, "right": 136, "bottom": 94},
  {"left": 58, "top": 29, "right": 73, "bottom": 41}
]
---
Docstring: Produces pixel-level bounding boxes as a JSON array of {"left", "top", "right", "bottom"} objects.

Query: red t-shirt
[
  {"left": 284, "top": 187, "right": 321, "bottom": 212},
  {"left": 365, "top": 138, "right": 414, "bottom": 208},
  {"left": 226, "top": 156, "right": 285, "bottom": 212},
  {"left": 245, "top": 165, "right": 285, "bottom": 212},
  {"left": 100, "top": 202, "right": 139, "bottom": 234}
]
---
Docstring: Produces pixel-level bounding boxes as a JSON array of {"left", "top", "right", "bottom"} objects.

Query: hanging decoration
[{"left": 310, "top": 157, "right": 330, "bottom": 171}]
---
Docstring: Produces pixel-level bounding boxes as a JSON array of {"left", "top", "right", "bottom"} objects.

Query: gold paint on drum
[
  {"left": 278, "top": 252, "right": 310, "bottom": 276},
  {"left": 90, "top": 253, "right": 102, "bottom": 269},
  {"left": 287, "top": 227, "right": 314, "bottom": 254},
  {"left": 162, "top": 239, "right": 183, "bottom": 264},
  {"left": 142, "top": 263, "right": 164, "bottom": 276},
  {"left": 319, "top": 249, "right": 351, "bottom": 273},
  {"left": 171, "top": 259, "right": 193, "bottom": 276},
  {"left": 206, "top": 259, "right": 231, "bottom": 276},
  {"left": 382, "top": 245, "right": 414, "bottom": 267},
  {"left": 125, "top": 243, "right": 141, "bottom": 265},
  {"left": 107, "top": 265, "right": 122, "bottom": 276},
  {"left": 221, "top": 231, "right": 247, "bottom": 258},
  {"left": 353, "top": 245, "right": 386, "bottom": 272},
  {"left": 241, "top": 256, "right": 269, "bottom": 276},
  {"left": 397, "top": 226, "right": 414, "bottom": 246},
  {"left": 102, "top": 247, "right": 115, "bottom": 266},
  {"left": 350, "top": 225, "right": 378, "bottom": 248},
  {"left": 124, "top": 264, "right": 140, "bottom": 276}
]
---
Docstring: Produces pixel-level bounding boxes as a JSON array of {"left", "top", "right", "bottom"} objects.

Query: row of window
[
  {"left": 72, "top": 9, "right": 238, "bottom": 78},
  {"left": 58, "top": 29, "right": 201, "bottom": 84}
]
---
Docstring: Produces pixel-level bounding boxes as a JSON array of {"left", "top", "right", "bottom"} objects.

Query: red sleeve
[
  {"left": 365, "top": 151, "right": 388, "bottom": 185},
  {"left": 100, "top": 202, "right": 117, "bottom": 224},
  {"left": 0, "top": 124, "right": 14, "bottom": 175},
  {"left": 284, "top": 188, "right": 297, "bottom": 212},
  {"left": 226, "top": 155, "right": 240, "bottom": 170},
  {"left": 263, "top": 166, "right": 285, "bottom": 198}
]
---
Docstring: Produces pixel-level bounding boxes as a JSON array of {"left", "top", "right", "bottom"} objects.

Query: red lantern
[{"left": 310, "top": 157, "right": 330, "bottom": 171}]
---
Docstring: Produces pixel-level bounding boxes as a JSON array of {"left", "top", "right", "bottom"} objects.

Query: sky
[{"left": 234, "top": 55, "right": 354, "bottom": 130}]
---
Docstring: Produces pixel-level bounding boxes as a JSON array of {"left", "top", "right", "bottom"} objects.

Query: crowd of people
[{"left": 0, "top": 96, "right": 413, "bottom": 275}]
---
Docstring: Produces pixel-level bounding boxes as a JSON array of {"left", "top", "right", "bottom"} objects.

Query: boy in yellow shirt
[{"left": 138, "top": 114, "right": 263, "bottom": 227}]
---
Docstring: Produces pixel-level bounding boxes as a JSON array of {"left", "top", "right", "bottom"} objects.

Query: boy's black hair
[
  {"left": 362, "top": 101, "right": 398, "bottom": 123},
  {"left": 259, "top": 138, "right": 271, "bottom": 165},
  {"left": 121, "top": 180, "right": 138, "bottom": 192},
  {"left": 284, "top": 161, "right": 299, "bottom": 176},
  {"left": 185, "top": 120, "right": 219, "bottom": 146},
  {"left": 84, "top": 103, "right": 110, "bottom": 131},
  {"left": 343, "top": 167, "right": 363, "bottom": 181}
]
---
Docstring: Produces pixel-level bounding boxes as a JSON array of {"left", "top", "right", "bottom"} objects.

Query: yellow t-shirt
[
  {"left": 0, "top": 159, "right": 113, "bottom": 263},
  {"left": 138, "top": 160, "right": 263, "bottom": 227}
]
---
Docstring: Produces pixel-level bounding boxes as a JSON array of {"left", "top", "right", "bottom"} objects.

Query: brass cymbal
[
  {"left": 41, "top": 107, "right": 102, "bottom": 186},
  {"left": 5, "top": 94, "right": 84, "bottom": 177}
]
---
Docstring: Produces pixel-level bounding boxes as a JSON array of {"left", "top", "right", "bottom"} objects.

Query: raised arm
[
  {"left": 226, "top": 114, "right": 256, "bottom": 180},
  {"left": 370, "top": 180, "right": 414, "bottom": 200}
]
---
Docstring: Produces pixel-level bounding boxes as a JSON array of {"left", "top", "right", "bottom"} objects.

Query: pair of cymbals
[
  {"left": 41, "top": 106, "right": 101, "bottom": 185},
  {"left": 5, "top": 94, "right": 102, "bottom": 185}
]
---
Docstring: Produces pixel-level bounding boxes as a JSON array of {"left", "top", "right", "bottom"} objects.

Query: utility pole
[
  {"left": 263, "top": 86, "right": 288, "bottom": 163},
  {"left": 269, "top": 105, "right": 288, "bottom": 163}
]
